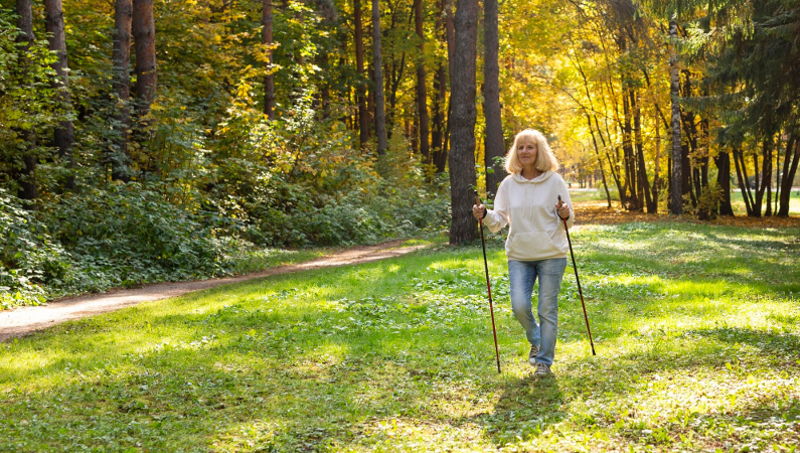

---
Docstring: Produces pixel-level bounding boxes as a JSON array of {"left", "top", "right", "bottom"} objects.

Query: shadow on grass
[{"left": 467, "top": 373, "right": 565, "bottom": 448}]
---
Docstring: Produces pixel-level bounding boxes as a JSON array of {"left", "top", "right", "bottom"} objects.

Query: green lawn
[
  {"left": 569, "top": 187, "right": 800, "bottom": 216},
  {"left": 729, "top": 190, "right": 800, "bottom": 216},
  {"left": 1, "top": 225, "right": 799, "bottom": 452}
]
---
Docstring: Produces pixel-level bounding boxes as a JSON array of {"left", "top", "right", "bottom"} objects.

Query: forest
[{"left": 1, "top": 0, "right": 798, "bottom": 308}]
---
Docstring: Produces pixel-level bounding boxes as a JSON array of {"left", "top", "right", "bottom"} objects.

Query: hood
[{"left": 511, "top": 171, "right": 554, "bottom": 184}]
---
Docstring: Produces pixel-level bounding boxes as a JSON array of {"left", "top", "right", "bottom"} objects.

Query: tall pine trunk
[
  {"left": 431, "top": 62, "right": 447, "bottom": 173},
  {"left": 15, "top": 0, "right": 37, "bottom": 200},
  {"left": 430, "top": 0, "right": 451, "bottom": 174},
  {"left": 715, "top": 149, "right": 734, "bottom": 215},
  {"left": 133, "top": 0, "right": 156, "bottom": 120},
  {"left": 354, "top": 0, "right": 369, "bottom": 146},
  {"left": 262, "top": 0, "right": 275, "bottom": 119},
  {"left": 482, "top": 0, "right": 504, "bottom": 199},
  {"left": 44, "top": 0, "right": 75, "bottom": 189},
  {"left": 668, "top": 17, "right": 683, "bottom": 214},
  {"left": 631, "top": 89, "right": 653, "bottom": 212},
  {"left": 371, "top": 0, "right": 387, "bottom": 155},
  {"left": 621, "top": 83, "right": 640, "bottom": 210},
  {"left": 778, "top": 133, "right": 799, "bottom": 217},
  {"left": 112, "top": 0, "right": 132, "bottom": 181},
  {"left": 448, "top": 0, "right": 478, "bottom": 244},
  {"left": 414, "top": 0, "right": 429, "bottom": 162}
]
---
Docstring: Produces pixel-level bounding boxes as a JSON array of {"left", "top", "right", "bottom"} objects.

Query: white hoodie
[{"left": 483, "top": 171, "right": 574, "bottom": 261}]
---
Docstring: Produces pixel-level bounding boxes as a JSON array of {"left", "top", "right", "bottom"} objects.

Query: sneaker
[
  {"left": 528, "top": 345, "right": 539, "bottom": 365},
  {"left": 534, "top": 362, "right": 553, "bottom": 377}
]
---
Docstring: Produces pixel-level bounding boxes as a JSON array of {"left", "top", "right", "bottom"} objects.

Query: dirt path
[{"left": 0, "top": 240, "right": 429, "bottom": 342}]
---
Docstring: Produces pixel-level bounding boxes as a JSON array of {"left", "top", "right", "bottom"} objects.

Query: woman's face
[{"left": 516, "top": 138, "right": 538, "bottom": 168}]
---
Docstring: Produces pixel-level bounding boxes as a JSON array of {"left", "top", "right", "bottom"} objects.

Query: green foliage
[
  {"left": 0, "top": 8, "right": 65, "bottom": 193},
  {"left": 711, "top": 0, "right": 800, "bottom": 142},
  {"left": 211, "top": 91, "right": 449, "bottom": 247},
  {"left": 39, "top": 183, "right": 225, "bottom": 293},
  {"left": 0, "top": 189, "right": 65, "bottom": 309}
]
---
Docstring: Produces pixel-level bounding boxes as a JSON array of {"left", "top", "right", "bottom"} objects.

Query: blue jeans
[{"left": 508, "top": 258, "right": 567, "bottom": 366}]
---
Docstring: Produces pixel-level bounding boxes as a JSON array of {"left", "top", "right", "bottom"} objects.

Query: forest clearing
[
  {"left": 2, "top": 218, "right": 798, "bottom": 451},
  {"left": 2, "top": 0, "right": 798, "bottom": 450}
]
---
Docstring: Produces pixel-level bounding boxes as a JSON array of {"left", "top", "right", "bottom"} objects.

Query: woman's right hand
[{"left": 472, "top": 204, "right": 486, "bottom": 220}]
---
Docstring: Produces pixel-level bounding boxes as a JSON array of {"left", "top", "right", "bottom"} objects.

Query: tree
[
  {"left": 44, "top": 0, "right": 75, "bottom": 188},
  {"left": 669, "top": 17, "right": 683, "bottom": 214},
  {"left": 133, "top": 0, "right": 156, "bottom": 120},
  {"left": 448, "top": 0, "right": 479, "bottom": 244},
  {"left": 482, "top": 0, "right": 504, "bottom": 199},
  {"left": 430, "top": 0, "right": 452, "bottom": 174},
  {"left": 413, "top": 0, "right": 429, "bottom": 163},
  {"left": 262, "top": 0, "right": 275, "bottom": 120},
  {"left": 111, "top": 0, "right": 132, "bottom": 181},
  {"left": 371, "top": 0, "right": 387, "bottom": 155},
  {"left": 712, "top": 0, "right": 800, "bottom": 217},
  {"left": 14, "top": 0, "right": 37, "bottom": 200},
  {"left": 353, "top": 0, "right": 369, "bottom": 146}
]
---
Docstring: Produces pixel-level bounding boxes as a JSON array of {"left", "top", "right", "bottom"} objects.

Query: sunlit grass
[
  {"left": 568, "top": 187, "right": 800, "bottom": 216},
  {"left": 1, "top": 222, "right": 798, "bottom": 451},
  {"left": 730, "top": 189, "right": 800, "bottom": 216}
]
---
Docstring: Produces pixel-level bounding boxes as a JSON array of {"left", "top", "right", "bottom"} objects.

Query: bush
[
  {"left": 40, "top": 183, "right": 225, "bottom": 294},
  {"left": 0, "top": 189, "right": 68, "bottom": 309}
]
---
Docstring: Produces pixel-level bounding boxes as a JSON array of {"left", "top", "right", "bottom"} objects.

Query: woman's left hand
[{"left": 555, "top": 199, "right": 570, "bottom": 220}]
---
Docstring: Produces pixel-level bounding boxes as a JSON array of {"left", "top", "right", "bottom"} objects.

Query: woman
[{"left": 472, "top": 129, "right": 573, "bottom": 377}]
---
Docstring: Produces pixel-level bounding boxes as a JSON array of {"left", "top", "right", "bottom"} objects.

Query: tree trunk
[
  {"left": 448, "top": 0, "right": 479, "bottom": 244},
  {"left": 631, "top": 89, "right": 653, "bottom": 212},
  {"left": 715, "top": 149, "right": 734, "bottom": 216},
  {"left": 371, "top": 0, "right": 387, "bottom": 155},
  {"left": 732, "top": 147, "right": 757, "bottom": 216},
  {"left": 262, "top": 0, "right": 275, "bottom": 120},
  {"left": 668, "top": 17, "right": 683, "bottom": 214},
  {"left": 431, "top": 61, "right": 447, "bottom": 173},
  {"left": 680, "top": 71, "right": 696, "bottom": 207},
  {"left": 652, "top": 108, "right": 662, "bottom": 213},
  {"left": 573, "top": 51, "right": 612, "bottom": 208},
  {"left": 112, "top": 0, "right": 132, "bottom": 181},
  {"left": 586, "top": 113, "right": 612, "bottom": 208},
  {"left": 354, "top": 0, "right": 369, "bottom": 146},
  {"left": 621, "top": 84, "right": 639, "bottom": 210},
  {"left": 774, "top": 135, "right": 781, "bottom": 215},
  {"left": 44, "top": 0, "right": 75, "bottom": 189},
  {"left": 430, "top": 0, "right": 452, "bottom": 174},
  {"left": 414, "top": 0, "right": 429, "bottom": 163},
  {"left": 778, "top": 133, "right": 798, "bottom": 217},
  {"left": 482, "top": 0, "right": 504, "bottom": 199},
  {"left": 756, "top": 137, "right": 772, "bottom": 216},
  {"left": 133, "top": 0, "right": 157, "bottom": 119},
  {"left": 15, "top": 0, "right": 37, "bottom": 200},
  {"left": 387, "top": 50, "right": 406, "bottom": 141}
]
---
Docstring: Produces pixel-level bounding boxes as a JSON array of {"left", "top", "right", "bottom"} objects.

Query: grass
[
  {"left": 729, "top": 190, "right": 800, "bottom": 216},
  {"left": 224, "top": 247, "right": 331, "bottom": 275},
  {"left": 568, "top": 187, "right": 800, "bottom": 216},
  {"left": 1, "top": 222, "right": 799, "bottom": 451}
]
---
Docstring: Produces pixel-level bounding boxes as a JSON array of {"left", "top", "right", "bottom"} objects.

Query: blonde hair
[{"left": 504, "top": 129, "right": 560, "bottom": 174}]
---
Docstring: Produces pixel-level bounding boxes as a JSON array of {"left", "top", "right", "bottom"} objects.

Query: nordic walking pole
[
  {"left": 474, "top": 191, "right": 502, "bottom": 373},
  {"left": 558, "top": 195, "right": 596, "bottom": 356}
]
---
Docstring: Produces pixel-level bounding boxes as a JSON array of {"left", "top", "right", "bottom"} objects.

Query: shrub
[
  {"left": 0, "top": 189, "right": 68, "bottom": 308},
  {"left": 40, "top": 183, "right": 225, "bottom": 293}
]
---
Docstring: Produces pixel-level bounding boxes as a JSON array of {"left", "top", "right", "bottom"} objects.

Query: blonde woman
[{"left": 472, "top": 129, "right": 573, "bottom": 377}]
